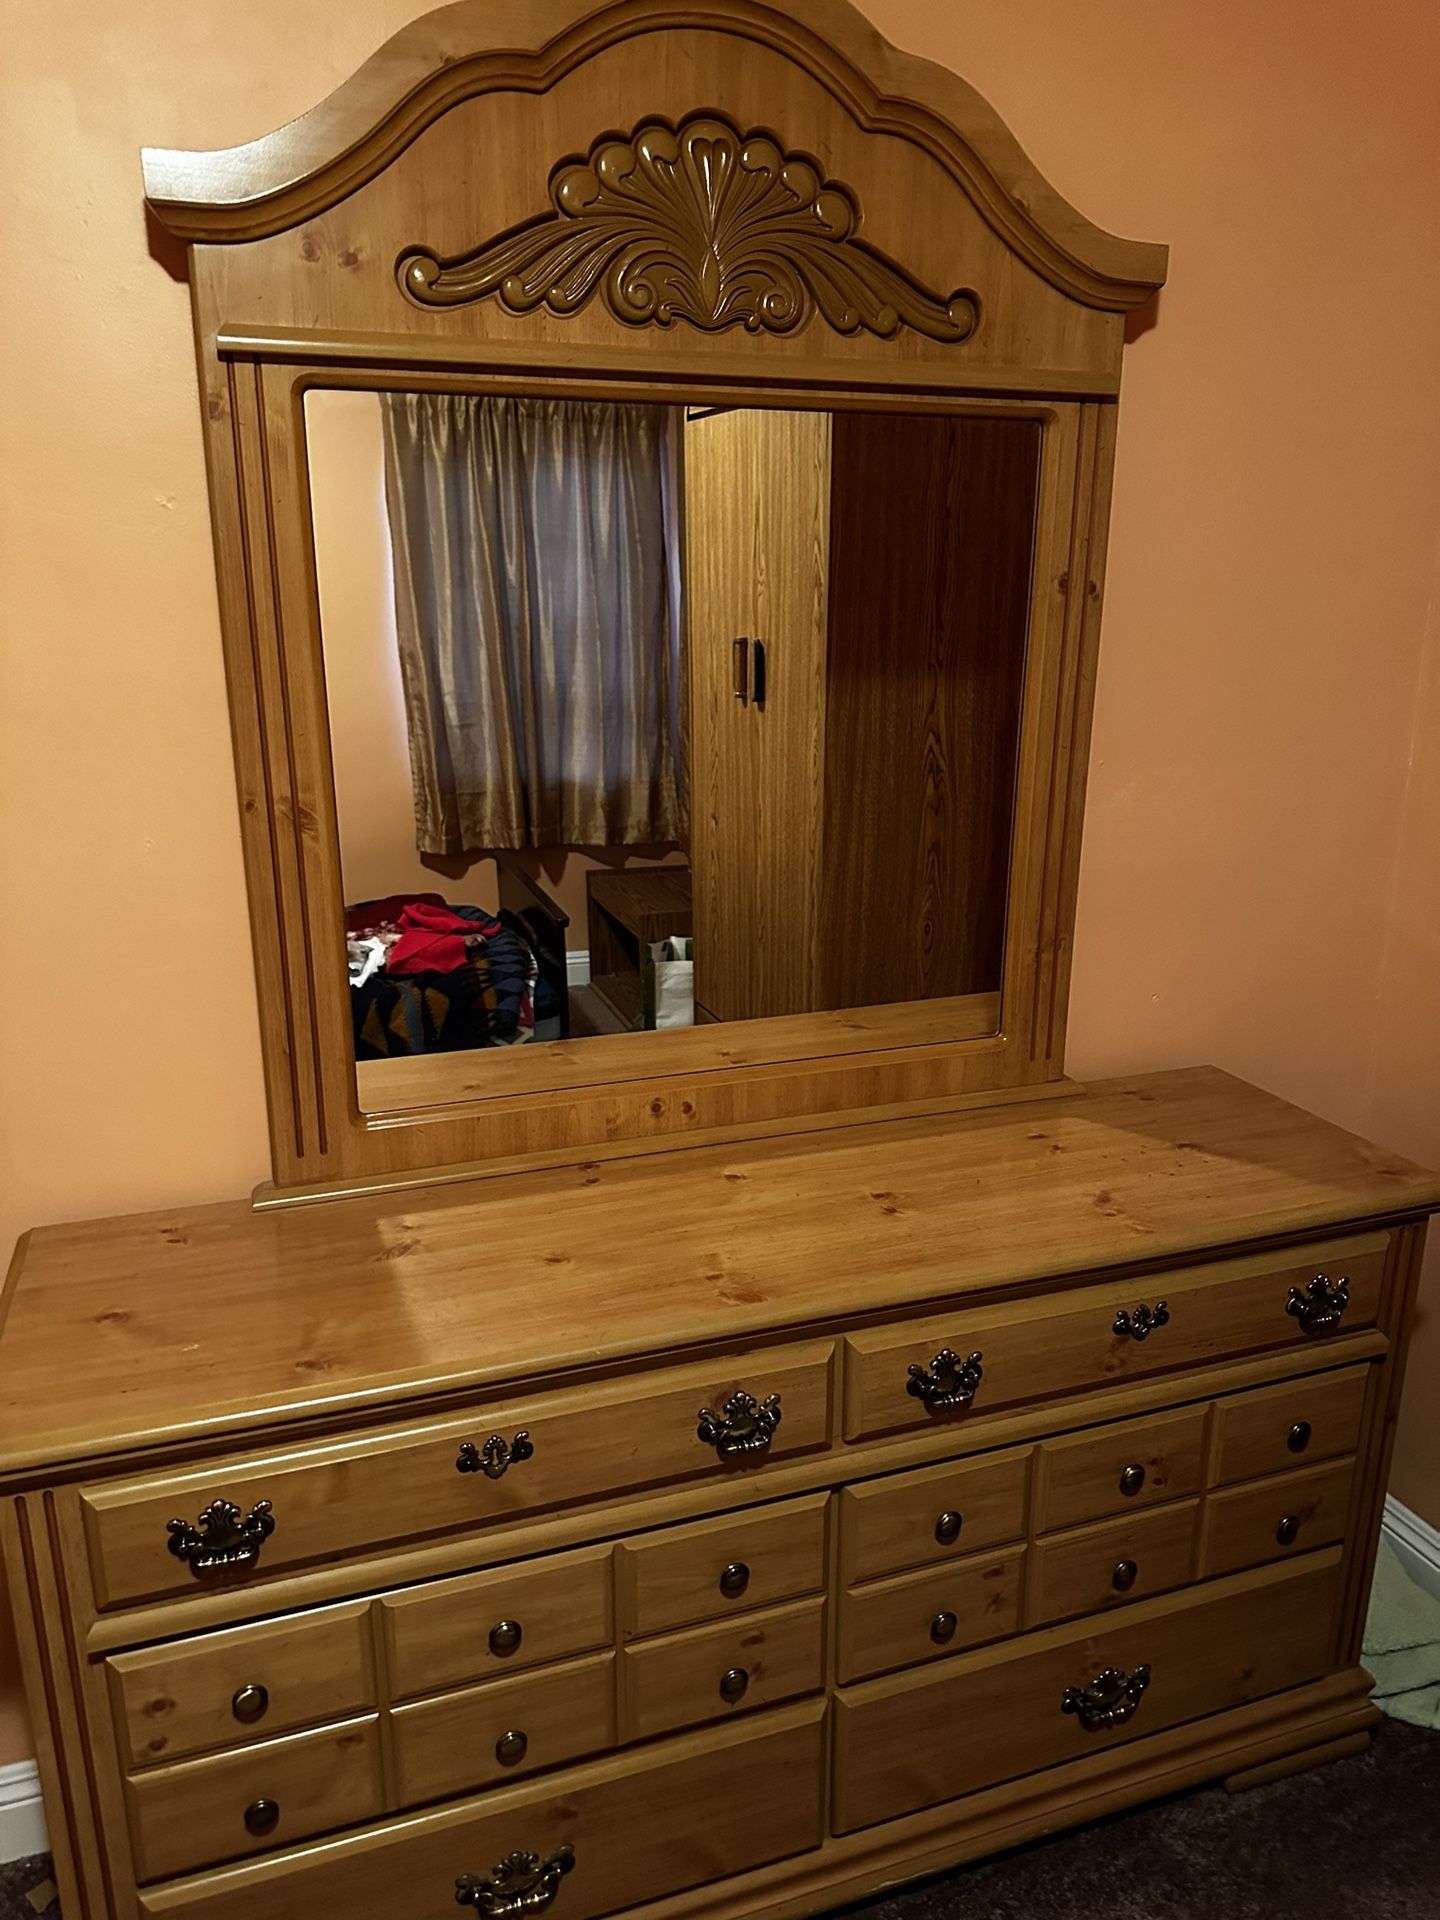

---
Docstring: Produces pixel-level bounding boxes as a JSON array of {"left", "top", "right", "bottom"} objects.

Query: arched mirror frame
[{"left": 143, "top": 0, "right": 1167, "bottom": 1198}]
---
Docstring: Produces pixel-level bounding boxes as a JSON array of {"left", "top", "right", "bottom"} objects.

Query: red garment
[{"left": 388, "top": 901, "right": 499, "bottom": 976}]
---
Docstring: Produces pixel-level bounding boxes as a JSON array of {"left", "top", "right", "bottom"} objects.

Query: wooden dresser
[{"left": 3, "top": 1070, "right": 1435, "bottom": 1920}]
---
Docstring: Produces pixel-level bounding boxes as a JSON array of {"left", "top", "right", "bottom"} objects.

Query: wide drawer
[
  {"left": 1036, "top": 1407, "right": 1207, "bottom": 1532},
  {"left": 843, "top": 1238, "right": 1386, "bottom": 1442},
  {"left": 106, "top": 1600, "right": 373, "bottom": 1768},
  {"left": 832, "top": 1551, "right": 1342, "bottom": 1832},
  {"left": 1030, "top": 1502, "right": 1198, "bottom": 1627},
  {"left": 620, "top": 1596, "right": 825, "bottom": 1740},
  {"left": 126, "top": 1717, "right": 384, "bottom": 1881},
  {"left": 138, "top": 1700, "right": 826, "bottom": 1920},
  {"left": 837, "top": 1546, "right": 1024, "bottom": 1683},
  {"left": 1200, "top": 1456, "right": 1356, "bottom": 1579},
  {"left": 82, "top": 1343, "right": 833, "bottom": 1609},
  {"left": 1211, "top": 1363, "right": 1370, "bottom": 1486},
  {"left": 839, "top": 1447, "right": 1029, "bottom": 1585},
  {"left": 617, "top": 1493, "right": 828, "bottom": 1638}
]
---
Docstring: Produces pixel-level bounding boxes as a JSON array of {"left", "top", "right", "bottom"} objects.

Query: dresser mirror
[{"left": 307, "top": 383, "right": 1039, "bottom": 1107}]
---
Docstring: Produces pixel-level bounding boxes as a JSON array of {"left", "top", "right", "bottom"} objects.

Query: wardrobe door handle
[{"left": 732, "top": 637, "right": 750, "bottom": 705}]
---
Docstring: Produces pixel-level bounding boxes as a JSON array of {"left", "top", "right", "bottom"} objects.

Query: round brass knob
[
  {"left": 243, "top": 1798, "right": 279, "bottom": 1837},
  {"left": 719, "top": 1666, "right": 750, "bottom": 1703},
  {"left": 231, "top": 1683, "right": 269, "bottom": 1725},
  {"left": 719, "top": 1561, "right": 750, "bottom": 1599},
  {"left": 1112, "top": 1559, "right": 1139, "bottom": 1592},
  {"left": 489, "top": 1619, "right": 523, "bottom": 1656},
  {"left": 930, "top": 1610, "right": 958, "bottom": 1644},
  {"left": 1119, "top": 1464, "right": 1146, "bottom": 1497},
  {"left": 934, "top": 1511, "right": 963, "bottom": 1545},
  {"left": 495, "top": 1729, "right": 529, "bottom": 1767},
  {"left": 1288, "top": 1421, "right": 1312, "bottom": 1454},
  {"left": 1276, "top": 1515, "right": 1300, "bottom": 1547}
]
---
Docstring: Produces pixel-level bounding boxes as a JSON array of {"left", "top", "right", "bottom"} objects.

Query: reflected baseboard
[{"left": 0, "top": 1759, "right": 46, "bottom": 1865}]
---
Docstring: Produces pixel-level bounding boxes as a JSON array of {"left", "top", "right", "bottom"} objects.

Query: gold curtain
[{"left": 381, "top": 392, "right": 683, "bottom": 852}]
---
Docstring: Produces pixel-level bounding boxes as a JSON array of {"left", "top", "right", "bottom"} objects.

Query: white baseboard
[
  {"left": 566, "top": 948, "right": 591, "bottom": 989},
  {"left": 1383, "top": 1493, "right": 1440, "bottom": 1604},
  {"left": 0, "top": 1758, "right": 47, "bottom": 1865}
]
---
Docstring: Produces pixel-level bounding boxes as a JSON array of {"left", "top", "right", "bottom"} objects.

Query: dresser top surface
[{"left": 2, "top": 1066, "right": 1435, "bottom": 1479}]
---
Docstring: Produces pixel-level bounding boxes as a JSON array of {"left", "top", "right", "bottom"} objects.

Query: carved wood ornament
[{"left": 399, "top": 114, "right": 980, "bottom": 341}]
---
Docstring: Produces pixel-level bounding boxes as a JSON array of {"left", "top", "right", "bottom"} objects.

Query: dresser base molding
[{"left": 1222, "top": 1727, "right": 1372, "bottom": 1794}]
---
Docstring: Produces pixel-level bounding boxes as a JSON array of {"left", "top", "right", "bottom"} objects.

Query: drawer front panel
[
  {"left": 393, "top": 1653, "right": 616, "bottom": 1806},
  {"left": 137, "top": 1702, "right": 826, "bottom": 1920},
  {"left": 618, "top": 1494, "right": 827, "bottom": 1638},
  {"left": 837, "top": 1547, "right": 1024, "bottom": 1684},
  {"left": 126, "top": 1717, "right": 384, "bottom": 1882},
  {"left": 1030, "top": 1502, "right": 1198, "bottom": 1627},
  {"left": 107, "top": 1602, "right": 372, "bottom": 1769},
  {"left": 620, "top": 1597, "right": 825, "bottom": 1740},
  {"left": 1212, "top": 1365, "right": 1370, "bottom": 1487},
  {"left": 843, "top": 1239, "right": 1386, "bottom": 1442},
  {"left": 383, "top": 1543, "right": 612, "bottom": 1699},
  {"left": 840, "top": 1448, "right": 1030, "bottom": 1585},
  {"left": 1201, "top": 1457, "right": 1356, "bottom": 1579},
  {"left": 832, "top": 1553, "right": 1341, "bottom": 1833},
  {"left": 1037, "top": 1408, "right": 1207, "bottom": 1532},
  {"left": 83, "top": 1344, "right": 833, "bottom": 1609}
]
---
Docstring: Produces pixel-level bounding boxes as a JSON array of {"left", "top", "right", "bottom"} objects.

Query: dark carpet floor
[{"left": 3, "top": 1720, "right": 1436, "bottom": 1919}]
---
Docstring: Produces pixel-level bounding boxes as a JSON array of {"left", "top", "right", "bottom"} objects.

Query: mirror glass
[{"left": 306, "top": 389, "right": 1040, "bottom": 1105}]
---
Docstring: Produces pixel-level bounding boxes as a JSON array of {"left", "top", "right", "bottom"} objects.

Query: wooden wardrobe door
[{"left": 683, "top": 409, "right": 831, "bottom": 1023}]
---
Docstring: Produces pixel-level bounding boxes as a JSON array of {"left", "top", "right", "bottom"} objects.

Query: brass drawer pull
[
  {"left": 719, "top": 1666, "right": 750, "bottom": 1703},
  {"left": 231, "top": 1683, "right": 269, "bottom": 1725},
  {"left": 906, "top": 1349, "right": 984, "bottom": 1413},
  {"left": 489, "top": 1619, "right": 523, "bottom": 1657},
  {"left": 719, "top": 1561, "right": 751, "bottom": 1598},
  {"left": 1119, "top": 1463, "right": 1147, "bottom": 1496},
  {"left": 166, "top": 1499, "right": 275, "bottom": 1578},
  {"left": 930, "top": 1610, "right": 958, "bottom": 1644},
  {"left": 457, "top": 1432, "right": 534, "bottom": 1480},
  {"left": 697, "top": 1391, "right": 782, "bottom": 1458},
  {"left": 934, "top": 1510, "right": 963, "bottom": 1545},
  {"left": 1112, "top": 1559, "right": 1138, "bottom": 1592},
  {"left": 243, "top": 1798, "right": 280, "bottom": 1837},
  {"left": 457, "top": 1846, "right": 575, "bottom": 1916},
  {"left": 1113, "top": 1301, "right": 1169, "bottom": 1341},
  {"left": 1286, "top": 1273, "right": 1349, "bottom": 1335},
  {"left": 1288, "top": 1420, "right": 1312, "bottom": 1454},
  {"left": 1061, "top": 1663, "right": 1151, "bottom": 1731},
  {"left": 1276, "top": 1514, "right": 1300, "bottom": 1547},
  {"left": 495, "top": 1729, "right": 529, "bottom": 1767}
]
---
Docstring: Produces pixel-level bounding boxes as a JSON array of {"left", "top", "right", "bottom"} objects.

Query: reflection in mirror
[{"left": 306, "top": 390, "right": 1040, "bottom": 1099}]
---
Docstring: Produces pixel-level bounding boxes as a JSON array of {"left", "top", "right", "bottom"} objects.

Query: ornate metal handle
[
  {"left": 457, "top": 1432, "right": 535, "bottom": 1479},
  {"left": 1113, "top": 1301, "right": 1169, "bottom": 1341},
  {"left": 166, "top": 1500, "right": 274, "bottom": 1577},
  {"left": 1061, "top": 1664, "right": 1151, "bottom": 1731},
  {"left": 697, "top": 1390, "right": 782, "bottom": 1458},
  {"left": 1286, "top": 1274, "right": 1349, "bottom": 1335},
  {"left": 457, "top": 1847, "right": 575, "bottom": 1915},
  {"left": 906, "top": 1349, "right": 984, "bottom": 1413}
]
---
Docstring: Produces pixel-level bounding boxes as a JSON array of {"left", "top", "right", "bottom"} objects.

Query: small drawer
[
  {"left": 1037, "top": 1407, "right": 1207, "bottom": 1532},
  {"left": 1212, "top": 1364, "right": 1370, "bottom": 1486},
  {"left": 836, "top": 1546, "right": 1024, "bottom": 1683},
  {"left": 617, "top": 1494, "right": 827, "bottom": 1638},
  {"left": 382, "top": 1542, "right": 612, "bottom": 1700},
  {"left": 1030, "top": 1501, "right": 1198, "bottom": 1627},
  {"left": 842, "top": 1237, "right": 1386, "bottom": 1443},
  {"left": 833, "top": 1552, "right": 1341, "bottom": 1833},
  {"left": 392, "top": 1651, "right": 616, "bottom": 1806},
  {"left": 136, "top": 1701, "right": 826, "bottom": 1920},
  {"left": 106, "top": 1600, "right": 373, "bottom": 1768},
  {"left": 840, "top": 1447, "right": 1029, "bottom": 1585},
  {"left": 81, "top": 1342, "right": 833, "bottom": 1609},
  {"left": 620, "top": 1596, "right": 825, "bottom": 1740},
  {"left": 1201, "top": 1456, "right": 1356, "bottom": 1579},
  {"left": 125, "top": 1716, "right": 384, "bottom": 1881}
]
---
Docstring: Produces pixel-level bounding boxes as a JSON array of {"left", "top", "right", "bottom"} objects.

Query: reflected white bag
[{"left": 644, "top": 936, "right": 694, "bottom": 1029}]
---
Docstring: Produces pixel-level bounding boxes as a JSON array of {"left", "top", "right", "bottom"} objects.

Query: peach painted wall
[{"left": 2, "top": 0, "right": 1438, "bottom": 1771}]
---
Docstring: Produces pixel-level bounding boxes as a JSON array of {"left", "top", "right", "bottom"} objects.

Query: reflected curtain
[{"left": 381, "top": 392, "right": 683, "bottom": 852}]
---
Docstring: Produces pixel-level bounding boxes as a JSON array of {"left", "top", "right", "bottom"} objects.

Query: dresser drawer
[
  {"left": 1036, "top": 1407, "right": 1207, "bottom": 1532},
  {"left": 125, "top": 1716, "right": 384, "bottom": 1881},
  {"left": 1212, "top": 1364, "right": 1370, "bottom": 1486},
  {"left": 832, "top": 1552, "right": 1341, "bottom": 1832},
  {"left": 1030, "top": 1501, "right": 1198, "bottom": 1627},
  {"left": 137, "top": 1701, "right": 826, "bottom": 1920},
  {"left": 393, "top": 1652, "right": 616, "bottom": 1806},
  {"left": 82, "top": 1343, "right": 833, "bottom": 1609},
  {"left": 840, "top": 1447, "right": 1029, "bottom": 1584},
  {"left": 106, "top": 1601, "right": 373, "bottom": 1768},
  {"left": 617, "top": 1494, "right": 827, "bottom": 1637},
  {"left": 843, "top": 1238, "right": 1386, "bottom": 1442},
  {"left": 620, "top": 1596, "right": 825, "bottom": 1740},
  {"left": 1201, "top": 1457, "right": 1356, "bottom": 1579},
  {"left": 837, "top": 1546, "right": 1024, "bottom": 1683},
  {"left": 382, "top": 1543, "right": 612, "bottom": 1700}
]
